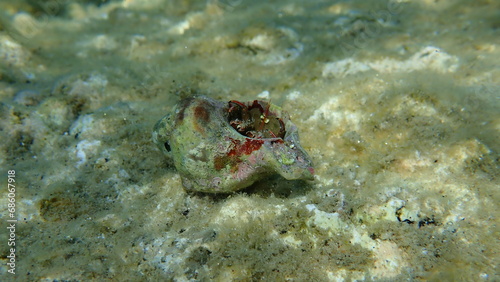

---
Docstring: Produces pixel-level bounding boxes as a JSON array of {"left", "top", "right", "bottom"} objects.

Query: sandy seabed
[{"left": 0, "top": 0, "right": 498, "bottom": 280}]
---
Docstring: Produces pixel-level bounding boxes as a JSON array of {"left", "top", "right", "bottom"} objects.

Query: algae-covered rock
[{"left": 153, "top": 96, "right": 314, "bottom": 193}]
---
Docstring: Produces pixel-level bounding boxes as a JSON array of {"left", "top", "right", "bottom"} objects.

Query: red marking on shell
[
  {"left": 308, "top": 167, "right": 315, "bottom": 175},
  {"left": 213, "top": 138, "right": 265, "bottom": 171},
  {"left": 194, "top": 104, "right": 210, "bottom": 123},
  {"left": 227, "top": 138, "right": 264, "bottom": 156}
]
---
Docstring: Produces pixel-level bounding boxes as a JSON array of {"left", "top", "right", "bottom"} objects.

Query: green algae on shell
[{"left": 153, "top": 96, "right": 314, "bottom": 193}]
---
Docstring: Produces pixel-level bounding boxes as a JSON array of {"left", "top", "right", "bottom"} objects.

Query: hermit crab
[{"left": 153, "top": 96, "right": 314, "bottom": 193}]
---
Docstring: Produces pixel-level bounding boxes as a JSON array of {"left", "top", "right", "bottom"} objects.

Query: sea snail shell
[{"left": 153, "top": 96, "right": 314, "bottom": 193}]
